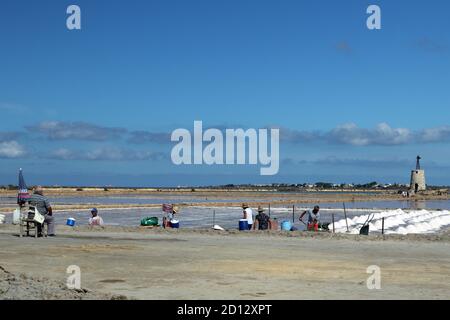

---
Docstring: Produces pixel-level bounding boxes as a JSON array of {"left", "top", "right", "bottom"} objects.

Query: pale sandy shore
[{"left": 1, "top": 225, "right": 449, "bottom": 300}]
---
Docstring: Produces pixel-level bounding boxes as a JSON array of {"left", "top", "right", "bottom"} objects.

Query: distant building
[{"left": 410, "top": 156, "right": 426, "bottom": 192}]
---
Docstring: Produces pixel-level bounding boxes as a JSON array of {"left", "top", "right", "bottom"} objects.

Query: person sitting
[
  {"left": 88, "top": 208, "right": 104, "bottom": 227},
  {"left": 299, "top": 205, "right": 320, "bottom": 232},
  {"left": 28, "top": 186, "right": 55, "bottom": 237},
  {"left": 253, "top": 206, "right": 271, "bottom": 230}
]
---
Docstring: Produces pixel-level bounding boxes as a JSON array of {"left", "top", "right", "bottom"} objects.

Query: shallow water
[
  {"left": 2, "top": 194, "right": 450, "bottom": 232},
  {"left": 0, "top": 195, "right": 264, "bottom": 206},
  {"left": 0, "top": 205, "right": 377, "bottom": 231},
  {"left": 3, "top": 205, "right": 450, "bottom": 234},
  {"left": 1, "top": 194, "right": 450, "bottom": 210}
]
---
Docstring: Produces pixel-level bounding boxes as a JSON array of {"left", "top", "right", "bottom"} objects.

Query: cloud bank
[
  {"left": 50, "top": 147, "right": 167, "bottom": 161},
  {"left": 27, "top": 121, "right": 127, "bottom": 141},
  {"left": 23, "top": 121, "right": 450, "bottom": 147},
  {"left": 279, "top": 123, "right": 450, "bottom": 146},
  {"left": 0, "top": 141, "right": 26, "bottom": 158}
]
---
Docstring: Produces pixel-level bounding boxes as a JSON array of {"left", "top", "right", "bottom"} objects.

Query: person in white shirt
[
  {"left": 163, "top": 205, "right": 179, "bottom": 228},
  {"left": 299, "top": 205, "right": 320, "bottom": 232},
  {"left": 89, "top": 208, "right": 104, "bottom": 227},
  {"left": 242, "top": 203, "right": 253, "bottom": 230}
]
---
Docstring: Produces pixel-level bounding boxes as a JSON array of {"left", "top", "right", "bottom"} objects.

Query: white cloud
[
  {"left": 27, "top": 121, "right": 127, "bottom": 141},
  {"left": 0, "top": 141, "right": 26, "bottom": 158},
  {"left": 51, "top": 148, "right": 75, "bottom": 160},
  {"left": 328, "top": 123, "right": 371, "bottom": 146},
  {"left": 420, "top": 126, "right": 450, "bottom": 143},
  {"left": 373, "top": 123, "right": 412, "bottom": 145},
  {"left": 50, "top": 147, "right": 167, "bottom": 161},
  {"left": 327, "top": 122, "right": 413, "bottom": 146},
  {"left": 279, "top": 122, "right": 450, "bottom": 146}
]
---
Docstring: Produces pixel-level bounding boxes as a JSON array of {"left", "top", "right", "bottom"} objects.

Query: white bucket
[
  {"left": 0, "top": 214, "right": 5, "bottom": 224},
  {"left": 33, "top": 211, "right": 45, "bottom": 224},
  {"left": 13, "top": 208, "right": 21, "bottom": 225}
]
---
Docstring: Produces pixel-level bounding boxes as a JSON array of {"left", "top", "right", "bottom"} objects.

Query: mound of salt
[{"left": 332, "top": 209, "right": 450, "bottom": 235}]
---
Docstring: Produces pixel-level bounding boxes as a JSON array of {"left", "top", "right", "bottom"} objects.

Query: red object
[
  {"left": 308, "top": 222, "right": 319, "bottom": 232},
  {"left": 162, "top": 217, "right": 171, "bottom": 228}
]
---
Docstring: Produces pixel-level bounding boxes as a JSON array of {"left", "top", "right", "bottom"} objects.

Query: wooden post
[
  {"left": 268, "top": 203, "right": 271, "bottom": 218},
  {"left": 382, "top": 217, "right": 385, "bottom": 235},
  {"left": 19, "top": 217, "right": 23, "bottom": 238},
  {"left": 343, "top": 202, "right": 349, "bottom": 232},
  {"left": 292, "top": 205, "right": 295, "bottom": 223},
  {"left": 332, "top": 213, "right": 335, "bottom": 233},
  {"left": 213, "top": 210, "right": 216, "bottom": 226}
]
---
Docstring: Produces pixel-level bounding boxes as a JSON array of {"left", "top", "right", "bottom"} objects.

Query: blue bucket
[
  {"left": 281, "top": 221, "right": 292, "bottom": 231},
  {"left": 239, "top": 219, "right": 249, "bottom": 231},
  {"left": 170, "top": 220, "right": 180, "bottom": 229},
  {"left": 66, "top": 218, "right": 76, "bottom": 227}
]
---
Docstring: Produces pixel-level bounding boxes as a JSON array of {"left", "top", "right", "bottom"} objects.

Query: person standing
[
  {"left": 242, "top": 203, "right": 253, "bottom": 230},
  {"left": 299, "top": 205, "right": 320, "bottom": 232},
  {"left": 28, "top": 186, "right": 55, "bottom": 236},
  {"left": 253, "top": 206, "right": 270, "bottom": 230},
  {"left": 163, "top": 205, "right": 179, "bottom": 228}
]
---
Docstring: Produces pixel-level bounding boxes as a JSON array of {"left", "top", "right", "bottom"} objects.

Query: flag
[{"left": 17, "top": 168, "right": 30, "bottom": 205}]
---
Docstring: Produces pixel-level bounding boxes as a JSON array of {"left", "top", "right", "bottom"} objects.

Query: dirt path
[{"left": 0, "top": 227, "right": 449, "bottom": 300}]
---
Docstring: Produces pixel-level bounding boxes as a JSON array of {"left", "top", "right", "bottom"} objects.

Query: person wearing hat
[
  {"left": 163, "top": 204, "right": 179, "bottom": 228},
  {"left": 299, "top": 205, "right": 320, "bottom": 232},
  {"left": 253, "top": 206, "right": 271, "bottom": 231},
  {"left": 242, "top": 203, "right": 253, "bottom": 230},
  {"left": 88, "top": 208, "right": 104, "bottom": 226}
]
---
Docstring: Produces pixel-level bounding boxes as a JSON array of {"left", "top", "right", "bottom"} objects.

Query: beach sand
[{"left": 1, "top": 225, "right": 449, "bottom": 300}]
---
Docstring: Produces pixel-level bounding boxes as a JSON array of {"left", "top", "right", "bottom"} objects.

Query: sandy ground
[
  {"left": 0, "top": 265, "right": 126, "bottom": 300},
  {"left": 1, "top": 225, "right": 449, "bottom": 300}
]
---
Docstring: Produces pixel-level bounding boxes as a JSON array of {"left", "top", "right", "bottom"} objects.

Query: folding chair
[{"left": 19, "top": 206, "right": 47, "bottom": 238}]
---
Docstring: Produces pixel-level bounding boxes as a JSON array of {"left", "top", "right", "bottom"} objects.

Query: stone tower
[{"left": 410, "top": 156, "right": 426, "bottom": 193}]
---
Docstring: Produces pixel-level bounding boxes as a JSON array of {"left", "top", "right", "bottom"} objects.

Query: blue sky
[{"left": 1, "top": 0, "right": 449, "bottom": 186}]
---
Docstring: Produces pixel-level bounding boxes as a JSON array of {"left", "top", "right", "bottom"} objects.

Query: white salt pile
[{"left": 332, "top": 209, "right": 450, "bottom": 235}]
